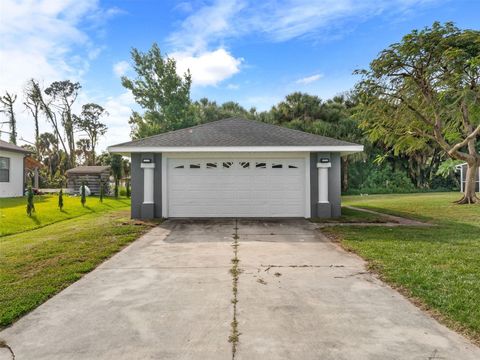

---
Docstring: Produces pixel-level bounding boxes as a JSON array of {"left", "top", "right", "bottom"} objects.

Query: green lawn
[
  {"left": 325, "top": 192, "right": 480, "bottom": 343},
  {"left": 0, "top": 195, "right": 131, "bottom": 236},
  {"left": 0, "top": 210, "right": 155, "bottom": 327}
]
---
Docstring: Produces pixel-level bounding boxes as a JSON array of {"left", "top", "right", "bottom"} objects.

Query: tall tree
[
  {"left": 74, "top": 103, "right": 108, "bottom": 164},
  {"left": 121, "top": 43, "right": 194, "bottom": 138},
  {"left": 24, "top": 79, "right": 43, "bottom": 157},
  {"left": 0, "top": 92, "right": 17, "bottom": 144},
  {"left": 45, "top": 80, "right": 81, "bottom": 168},
  {"left": 75, "top": 138, "right": 92, "bottom": 165},
  {"left": 33, "top": 81, "right": 70, "bottom": 161},
  {"left": 355, "top": 22, "right": 480, "bottom": 203},
  {"left": 270, "top": 92, "right": 324, "bottom": 128}
]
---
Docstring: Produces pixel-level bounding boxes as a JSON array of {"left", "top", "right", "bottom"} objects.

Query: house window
[
  {"left": 206, "top": 162, "right": 217, "bottom": 169},
  {"left": 0, "top": 157, "right": 9, "bottom": 182},
  {"left": 272, "top": 163, "right": 283, "bottom": 169}
]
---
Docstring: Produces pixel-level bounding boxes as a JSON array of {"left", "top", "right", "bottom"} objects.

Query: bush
[
  {"left": 355, "top": 165, "right": 416, "bottom": 194},
  {"left": 81, "top": 182, "right": 86, "bottom": 207},
  {"left": 99, "top": 181, "right": 104, "bottom": 202},
  {"left": 26, "top": 186, "right": 35, "bottom": 216},
  {"left": 58, "top": 189, "right": 64, "bottom": 210},
  {"left": 119, "top": 186, "right": 127, "bottom": 197}
]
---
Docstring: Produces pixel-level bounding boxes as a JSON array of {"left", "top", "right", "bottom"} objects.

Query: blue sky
[{"left": 0, "top": 0, "right": 478, "bottom": 150}]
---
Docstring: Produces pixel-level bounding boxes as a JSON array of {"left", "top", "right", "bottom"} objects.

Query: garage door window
[
  {"left": 288, "top": 164, "right": 298, "bottom": 169},
  {"left": 239, "top": 161, "right": 250, "bottom": 169},
  {"left": 174, "top": 165, "right": 184, "bottom": 169},
  {"left": 0, "top": 157, "right": 9, "bottom": 182},
  {"left": 255, "top": 162, "right": 266, "bottom": 169},
  {"left": 206, "top": 162, "right": 217, "bottom": 169},
  {"left": 189, "top": 163, "right": 201, "bottom": 169},
  {"left": 272, "top": 163, "right": 283, "bottom": 169},
  {"left": 223, "top": 161, "right": 233, "bottom": 168}
]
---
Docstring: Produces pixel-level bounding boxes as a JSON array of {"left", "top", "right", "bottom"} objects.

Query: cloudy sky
[{"left": 0, "top": 0, "right": 478, "bottom": 151}]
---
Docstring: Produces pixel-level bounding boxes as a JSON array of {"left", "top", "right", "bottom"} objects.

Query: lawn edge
[{"left": 323, "top": 229, "right": 480, "bottom": 347}]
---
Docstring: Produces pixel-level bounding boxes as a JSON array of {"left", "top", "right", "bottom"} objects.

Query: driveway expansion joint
[
  {"left": 228, "top": 219, "right": 241, "bottom": 359},
  {"left": 0, "top": 340, "right": 15, "bottom": 360}
]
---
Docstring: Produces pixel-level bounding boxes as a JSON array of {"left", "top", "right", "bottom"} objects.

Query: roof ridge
[{"left": 112, "top": 117, "right": 245, "bottom": 147}]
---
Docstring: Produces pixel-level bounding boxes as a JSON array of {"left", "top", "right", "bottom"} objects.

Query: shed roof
[
  {"left": 108, "top": 117, "right": 362, "bottom": 152},
  {"left": 66, "top": 166, "right": 110, "bottom": 175},
  {"left": 0, "top": 139, "right": 30, "bottom": 154}
]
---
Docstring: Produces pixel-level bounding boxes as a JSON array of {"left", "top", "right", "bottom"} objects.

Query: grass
[
  {"left": 324, "top": 192, "right": 480, "bottom": 343},
  {"left": 0, "top": 195, "right": 131, "bottom": 236},
  {"left": 0, "top": 210, "right": 156, "bottom": 327},
  {"left": 311, "top": 206, "right": 391, "bottom": 223}
]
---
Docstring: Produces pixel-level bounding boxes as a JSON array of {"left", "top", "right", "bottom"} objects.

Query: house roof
[
  {"left": 108, "top": 118, "right": 363, "bottom": 154},
  {"left": 65, "top": 166, "right": 110, "bottom": 175},
  {"left": 0, "top": 139, "right": 30, "bottom": 154}
]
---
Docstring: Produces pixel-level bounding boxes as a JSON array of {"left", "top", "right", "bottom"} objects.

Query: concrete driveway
[{"left": 1, "top": 219, "right": 478, "bottom": 360}]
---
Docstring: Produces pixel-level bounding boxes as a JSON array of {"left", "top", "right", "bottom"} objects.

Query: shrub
[
  {"left": 357, "top": 165, "right": 416, "bottom": 194},
  {"left": 26, "top": 186, "right": 35, "bottom": 216},
  {"left": 58, "top": 188, "right": 64, "bottom": 210},
  {"left": 81, "top": 181, "right": 86, "bottom": 207},
  {"left": 99, "top": 181, "right": 104, "bottom": 202}
]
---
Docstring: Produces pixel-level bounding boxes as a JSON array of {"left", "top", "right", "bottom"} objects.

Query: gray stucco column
[
  {"left": 131, "top": 153, "right": 162, "bottom": 220},
  {"left": 310, "top": 152, "right": 341, "bottom": 218}
]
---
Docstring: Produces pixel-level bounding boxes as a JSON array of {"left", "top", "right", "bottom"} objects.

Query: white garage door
[{"left": 166, "top": 157, "right": 307, "bottom": 217}]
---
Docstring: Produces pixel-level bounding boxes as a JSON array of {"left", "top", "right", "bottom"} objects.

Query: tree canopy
[
  {"left": 122, "top": 43, "right": 194, "bottom": 138},
  {"left": 355, "top": 22, "right": 480, "bottom": 203}
]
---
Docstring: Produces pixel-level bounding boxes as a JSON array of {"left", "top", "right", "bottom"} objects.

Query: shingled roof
[
  {"left": 0, "top": 139, "right": 30, "bottom": 153},
  {"left": 109, "top": 118, "right": 360, "bottom": 149}
]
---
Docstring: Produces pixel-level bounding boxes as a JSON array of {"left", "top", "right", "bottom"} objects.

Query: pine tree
[
  {"left": 99, "top": 181, "right": 104, "bottom": 202},
  {"left": 26, "top": 186, "right": 35, "bottom": 216},
  {"left": 58, "top": 188, "right": 64, "bottom": 210},
  {"left": 81, "top": 181, "right": 86, "bottom": 207}
]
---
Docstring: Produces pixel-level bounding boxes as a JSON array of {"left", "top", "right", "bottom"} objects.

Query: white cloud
[
  {"left": 113, "top": 61, "right": 130, "bottom": 77},
  {"left": 171, "top": 49, "right": 242, "bottom": 87},
  {"left": 0, "top": 0, "right": 119, "bottom": 145},
  {"left": 169, "top": 0, "right": 444, "bottom": 46},
  {"left": 296, "top": 74, "right": 323, "bottom": 85},
  {"left": 97, "top": 91, "right": 136, "bottom": 151},
  {"left": 227, "top": 83, "right": 240, "bottom": 90},
  {"left": 164, "top": 0, "right": 442, "bottom": 87}
]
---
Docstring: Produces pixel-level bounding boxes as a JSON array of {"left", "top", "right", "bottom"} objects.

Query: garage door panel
[{"left": 167, "top": 157, "right": 306, "bottom": 217}]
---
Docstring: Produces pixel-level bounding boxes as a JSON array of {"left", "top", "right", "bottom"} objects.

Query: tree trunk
[
  {"left": 456, "top": 161, "right": 479, "bottom": 204},
  {"left": 341, "top": 157, "right": 349, "bottom": 192}
]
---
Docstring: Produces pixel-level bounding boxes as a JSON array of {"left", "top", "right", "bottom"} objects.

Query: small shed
[
  {"left": 455, "top": 163, "right": 480, "bottom": 192},
  {"left": 66, "top": 166, "right": 111, "bottom": 195}
]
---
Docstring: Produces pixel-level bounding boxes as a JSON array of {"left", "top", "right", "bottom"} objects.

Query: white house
[{"left": 0, "top": 140, "right": 29, "bottom": 197}]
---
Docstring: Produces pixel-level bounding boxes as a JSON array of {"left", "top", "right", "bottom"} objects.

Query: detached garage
[{"left": 108, "top": 118, "right": 363, "bottom": 219}]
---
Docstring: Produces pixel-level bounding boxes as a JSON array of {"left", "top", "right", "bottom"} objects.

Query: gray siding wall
[
  {"left": 131, "top": 153, "right": 162, "bottom": 219},
  {"left": 130, "top": 153, "right": 143, "bottom": 219},
  {"left": 310, "top": 152, "right": 342, "bottom": 218}
]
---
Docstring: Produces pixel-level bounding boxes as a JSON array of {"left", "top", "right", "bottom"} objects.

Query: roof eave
[
  {"left": 0, "top": 147, "right": 30, "bottom": 154},
  {"left": 108, "top": 145, "right": 364, "bottom": 155}
]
